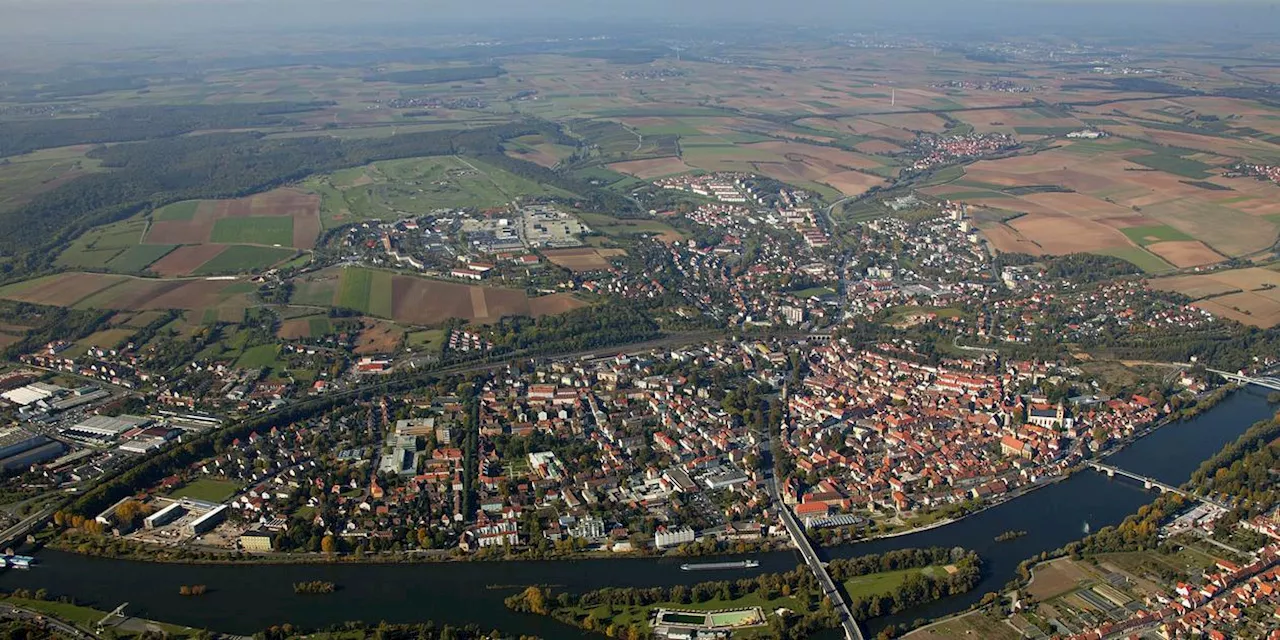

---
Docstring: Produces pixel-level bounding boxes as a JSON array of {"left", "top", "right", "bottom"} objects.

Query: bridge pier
[
  {"left": 1105, "top": 468, "right": 1115, "bottom": 478},
  {"left": 1144, "top": 480, "right": 1153, "bottom": 490}
]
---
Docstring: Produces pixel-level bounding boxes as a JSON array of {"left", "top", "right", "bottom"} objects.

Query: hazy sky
[{"left": 3, "top": 0, "right": 1278, "bottom": 43}]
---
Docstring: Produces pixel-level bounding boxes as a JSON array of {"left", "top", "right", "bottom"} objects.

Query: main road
[{"left": 776, "top": 500, "right": 865, "bottom": 640}]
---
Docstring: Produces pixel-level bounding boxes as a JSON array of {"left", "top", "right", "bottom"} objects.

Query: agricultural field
[
  {"left": 303, "top": 155, "right": 577, "bottom": 228},
  {"left": 0, "top": 145, "right": 104, "bottom": 213},
  {"left": 1151, "top": 267, "right": 1280, "bottom": 328},
  {"left": 542, "top": 247, "right": 626, "bottom": 272},
  {"left": 278, "top": 315, "right": 334, "bottom": 340},
  {"left": 290, "top": 266, "right": 586, "bottom": 325},
  {"left": 923, "top": 136, "right": 1280, "bottom": 269},
  {"left": 575, "top": 212, "right": 684, "bottom": 243},
  {"left": 55, "top": 188, "right": 317, "bottom": 275},
  {"left": 0, "top": 272, "right": 256, "bottom": 321},
  {"left": 503, "top": 134, "right": 576, "bottom": 168},
  {"left": 146, "top": 188, "right": 321, "bottom": 249}
]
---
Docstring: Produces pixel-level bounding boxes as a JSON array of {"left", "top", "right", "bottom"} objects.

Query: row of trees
[{"left": 506, "top": 547, "right": 984, "bottom": 639}]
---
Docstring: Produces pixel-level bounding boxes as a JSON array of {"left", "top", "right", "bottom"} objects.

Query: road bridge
[
  {"left": 1086, "top": 462, "right": 1227, "bottom": 509},
  {"left": 1206, "top": 369, "right": 1280, "bottom": 392},
  {"left": 0, "top": 507, "right": 56, "bottom": 551},
  {"left": 777, "top": 504, "right": 865, "bottom": 640}
]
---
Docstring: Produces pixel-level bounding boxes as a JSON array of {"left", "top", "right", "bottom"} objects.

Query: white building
[{"left": 654, "top": 527, "right": 695, "bottom": 549}]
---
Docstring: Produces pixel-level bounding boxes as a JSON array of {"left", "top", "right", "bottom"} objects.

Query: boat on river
[
  {"left": 2, "top": 555, "right": 35, "bottom": 569},
  {"left": 680, "top": 559, "right": 760, "bottom": 571}
]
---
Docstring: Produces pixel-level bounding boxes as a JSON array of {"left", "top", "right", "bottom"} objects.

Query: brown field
[
  {"left": 543, "top": 247, "right": 625, "bottom": 272},
  {"left": 854, "top": 140, "right": 905, "bottom": 154},
  {"left": 981, "top": 222, "right": 1044, "bottom": 255},
  {"left": 505, "top": 146, "right": 559, "bottom": 168},
  {"left": 388, "top": 276, "right": 542, "bottom": 325},
  {"left": 354, "top": 318, "right": 404, "bottom": 355},
  {"left": 1028, "top": 558, "right": 1094, "bottom": 601},
  {"left": 277, "top": 318, "right": 314, "bottom": 340},
  {"left": 1146, "top": 241, "right": 1224, "bottom": 268},
  {"left": 607, "top": 157, "right": 694, "bottom": 179},
  {"left": 947, "top": 139, "right": 1280, "bottom": 259},
  {"left": 145, "top": 188, "right": 321, "bottom": 249},
  {"left": 0, "top": 272, "right": 126, "bottom": 307},
  {"left": 0, "top": 272, "right": 252, "bottom": 315},
  {"left": 528, "top": 293, "right": 588, "bottom": 316},
  {"left": 147, "top": 245, "right": 229, "bottom": 276},
  {"left": 1194, "top": 294, "right": 1280, "bottom": 328},
  {"left": 1151, "top": 267, "right": 1280, "bottom": 327},
  {"left": 1009, "top": 214, "right": 1132, "bottom": 253}
]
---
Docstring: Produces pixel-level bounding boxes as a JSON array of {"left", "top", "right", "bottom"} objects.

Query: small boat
[
  {"left": 680, "top": 559, "right": 760, "bottom": 571},
  {"left": 3, "top": 555, "right": 35, "bottom": 569}
]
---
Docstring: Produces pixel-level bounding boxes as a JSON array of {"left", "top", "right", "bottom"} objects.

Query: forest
[
  {"left": 0, "top": 117, "right": 638, "bottom": 279},
  {"left": 0, "top": 101, "right": 331, "bottom": 157}
]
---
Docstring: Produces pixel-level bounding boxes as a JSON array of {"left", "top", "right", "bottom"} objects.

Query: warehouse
[
  {"left": 62, "top": 415, "right": 151, "bottom": 442},
  {"left": 1, "top": 382, "right": 64, "bottom": 407},
  {"left": 186, "top": 504, "right": 228, "bottom": 536},
  {"left": 144, "top": 502, "right": 186, "bottom": 530},
  {"left": 0, "top": 427, "right": 65, "bottom": 473}
]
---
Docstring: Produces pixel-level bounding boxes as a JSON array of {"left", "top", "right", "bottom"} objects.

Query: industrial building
[
  {"left": 186, "top": 504, "right": 228, "bottom": 536},
  {"left": 144, "top": 502, "right": 186, "bottom": 529},
  {"left": 1, "top": 382, "right": 64, "bottom": 407},
  {"left": 654, "top": 527, "right": 696, "bottom": 549},
  {"left": 239, "top": 529, "right": 274, "bottom": 552},
  {"left": 0, "top": 427, "right": 65, "bottom": 473},
  {"left": 62, "top": 414, "right": 152, "bottom": 442}
]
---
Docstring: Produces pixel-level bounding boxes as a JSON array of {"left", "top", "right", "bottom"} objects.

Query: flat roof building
[
  {"left": 63, "top": 415, "right": 151, "bottom": 441},
  {"left": 186, "top": 505, "right": 228, "bottom": 536},
  {"left": 144, "top": 502, "right": 186, "bottom": 529}
]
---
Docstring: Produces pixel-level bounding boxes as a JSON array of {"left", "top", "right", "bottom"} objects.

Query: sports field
[{"left": 168, "top": 478, "right": 241, "bottom": 503}]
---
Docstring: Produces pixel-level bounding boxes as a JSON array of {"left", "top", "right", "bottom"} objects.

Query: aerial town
[{"left": 0, "top": 11, "right": 1278, "bottom": 640}]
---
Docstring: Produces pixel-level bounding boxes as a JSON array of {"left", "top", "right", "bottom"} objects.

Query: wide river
[{"left": 2, "top": 389, "right": 1274, "bottom": 638}]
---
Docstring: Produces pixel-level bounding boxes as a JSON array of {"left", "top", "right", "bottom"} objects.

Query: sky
[{"left": 2, "top": 0, "right": 1278, "bottom": 43}]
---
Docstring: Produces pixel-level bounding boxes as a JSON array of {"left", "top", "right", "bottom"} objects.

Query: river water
[{"left": 1, "top": 389, "right": 1274, "bottom": 638}]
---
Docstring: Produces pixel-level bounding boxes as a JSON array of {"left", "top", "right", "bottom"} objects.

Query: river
[{"left": 1, "top": 389, "right": 1274, "bottom": 638}]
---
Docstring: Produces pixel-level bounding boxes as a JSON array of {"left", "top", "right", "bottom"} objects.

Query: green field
[
  {"left": 1119, "top": 224, "right": 1194, "bottom": 246},
  {"left": 210, "top": 216, "right": 295, "bottom": 246},
  {"left": 1129, "top": 152, "right": 1215, "bottom": 179},
  {"left": 168, "top": 478, "right": 240, "bottom": 503},
  {"left": 309, "top": 317, "right": 334, "bottom": 336},
  {"left": 576, "top": 212, "right": 684, "bottom": 241},
  {"left": 154, "top": 200, "right": 199, "bottom": 221},
  {"left": 1094, "top": 247, "right": 1175, "bottom": 273},
  {"left": 192, "top": 245, "right": 295, "bottom": 275},
  {"left": 337, "top": 267, "right": 375, "bottom": 311},
  {"left": 844, "top": 566, "right": 942, "bottom": 599},
  {"left": 306, "top": 155, "right": 578, "bottom": 227},
  {"left": 107, "top": 244, "right": 176, "bottom": 272},
  {"left": 3, "top": 596, "right": 197, "bottom": 639},
  {"left": 791, "top": 286, "right": 837, "bottom": 298},
  {"left": 56, "top": 218, "right": 148, "bottom": 269},
  {"left": 0, "top": 146, "right": 104, "bottom": 213},
  {"left": 408, "top": 328, "right": 445, "bottom": 351},
  {"left": 237, "top": 344, "right": 284, "bottom": 369}
]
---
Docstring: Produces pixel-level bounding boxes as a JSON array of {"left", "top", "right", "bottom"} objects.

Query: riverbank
[
  {"left": 43, "top": 529, "right": 789, "bottom": 567},
  {"left": 0, "top": 390, "right": 1271, "bottom": 640}
]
